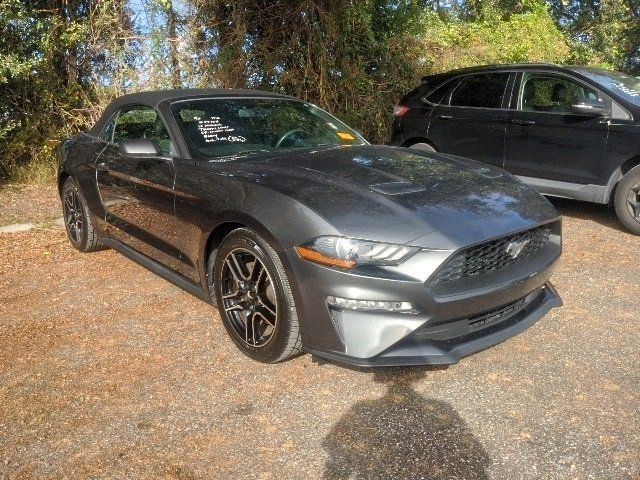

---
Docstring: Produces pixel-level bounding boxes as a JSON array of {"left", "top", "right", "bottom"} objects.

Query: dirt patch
[
  {"left": 0, "top": 183, "right": 60, "bottom": 227},
  {"left": 1, "top": 186, "right": 639, "bottom": 479}
]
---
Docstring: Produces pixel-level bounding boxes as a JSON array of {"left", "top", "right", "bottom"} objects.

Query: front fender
[{"left": 192, "top": 203, "right": 336, "bottom": 348}]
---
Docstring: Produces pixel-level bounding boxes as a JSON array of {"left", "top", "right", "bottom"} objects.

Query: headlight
[{"left": 295, "top": 236, "right": 420, "bottom": 269}]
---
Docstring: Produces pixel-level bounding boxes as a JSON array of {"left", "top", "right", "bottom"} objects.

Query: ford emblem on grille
[{"left": 506, "top": 239, "right": 530, "bottom": 258}]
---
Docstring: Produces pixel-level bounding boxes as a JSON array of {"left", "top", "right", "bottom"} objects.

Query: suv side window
[
  {"left": 520, "top": 74, "right": 599, "bottom": 113},
  {"left": 112, "top": 105, "right": 175, "bottom": 156},
  {"left": 449, "top": 73, "right": 510, "bottom": 109}
]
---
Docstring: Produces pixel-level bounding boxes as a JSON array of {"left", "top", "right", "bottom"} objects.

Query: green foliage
[
  {"left": 1, "top": 0, "right": 639, "bottom": 182},
  {"left": 547, "top": 0, "right": 640, "bottom": 73},
  {"left": 192, "top": 0, "right": 571, "bottom": 142},
  {"left": 0, "top": 0, "right": 133, "bottom": 181},
  {"left": 421, "top": 0, "right": 570, "bottom": 72},
  {"left": 193, "top": 1, "right": 431, "bottom": 143}
]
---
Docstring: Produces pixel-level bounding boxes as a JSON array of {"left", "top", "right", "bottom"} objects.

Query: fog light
[{"left": 327, "top": 296, "right": 414, "bottom": 312}]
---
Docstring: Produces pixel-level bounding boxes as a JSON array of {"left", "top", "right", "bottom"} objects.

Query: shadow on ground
[
  {"left": 546, "top": 196, "right": 624, "bottom": 232},
  {"left": 322, "top": 368, "right": 490, "bottom": 479}
]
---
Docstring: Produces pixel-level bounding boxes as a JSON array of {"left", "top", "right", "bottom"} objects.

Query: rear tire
[
  {"left": 614, "top": 165, "right": 640, "bottom": 235},
  {"left": 61, "top": 177, "right": 103, "bottom": 252},
  {"left": 409, "top": 142, "right": 436, "bottom": 152},
  {"left": 210, "top": 228, "right": 301, "bottom": 363}
]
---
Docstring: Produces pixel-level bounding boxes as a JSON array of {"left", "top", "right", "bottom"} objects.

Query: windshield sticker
[
  {"left": 198, "top": 118, "right": 246, "bottom": 143},
  {"left": 337, "top": 132, "right": 355, "bottom": 140}
]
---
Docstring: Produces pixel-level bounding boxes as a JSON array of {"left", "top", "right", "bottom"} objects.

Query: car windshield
[
  {"left": 576, "top": 68, "right": 640, "bottom": 106},
  {"left": 171, "top": 97, "right": 367, "bottom": 159}
]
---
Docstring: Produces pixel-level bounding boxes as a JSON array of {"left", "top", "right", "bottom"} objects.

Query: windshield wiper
[{"left": 235, "top": 149, "right": 272, "bottom": 155}]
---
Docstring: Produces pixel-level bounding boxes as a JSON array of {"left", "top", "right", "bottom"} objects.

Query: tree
[
  {"left": 1, "top": 0, "right": 639, "bottom": 181},
  {"left": 547, "top": 0, "right": 640, "bottom": 73},
  {"left": 0, "top": 0, "right": 133, "bottom": 179},
  {"left": 421, "top": 0, "right": 570, "bottom": 72}
]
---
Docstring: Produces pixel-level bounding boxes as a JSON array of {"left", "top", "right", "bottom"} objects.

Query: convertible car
[{"left": 57, "top": 89, "right": 562, "bottom": 366}]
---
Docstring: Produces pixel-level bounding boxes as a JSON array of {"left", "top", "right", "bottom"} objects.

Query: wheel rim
[
  {"left": 626, "top": 185, "right": 640, "bottom": 223},
  {"left": 220, "top": 248, "right": 278, "bottom": 348},
  {"left": 63, "top": 186, "right": 84, "bottom": 244}
]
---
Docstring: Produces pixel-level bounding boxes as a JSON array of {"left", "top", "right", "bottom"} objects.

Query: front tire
[
  {"left": 61, "top": 177, "right": 102, "bottom": 252},
  {"left": 210, "top": 228, "right": 301, "bottom": 363},
  {"left": 614, "top": 166, "right": 640, "bottom": 235}
]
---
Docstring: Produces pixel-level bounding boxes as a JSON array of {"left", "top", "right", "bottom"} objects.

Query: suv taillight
[{"left": 393, "top": 105, "right": 410, "bottom": 117}]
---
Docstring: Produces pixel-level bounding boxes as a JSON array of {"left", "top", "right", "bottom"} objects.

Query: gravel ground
[{"left": 0, "top": 185, "right": 638, "bottom": 480}]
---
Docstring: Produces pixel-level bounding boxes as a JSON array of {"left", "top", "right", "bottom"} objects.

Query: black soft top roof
[
  {"left": 107, "top": 88, "right": 294, "bottom": 108},
  {"left": 90, "top": 88, "right": 296, "bottom": 135}
]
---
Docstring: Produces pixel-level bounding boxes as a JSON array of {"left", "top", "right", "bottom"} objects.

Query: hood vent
[{"left": 369, "top": 181, "right": 426, "bottom": 196}]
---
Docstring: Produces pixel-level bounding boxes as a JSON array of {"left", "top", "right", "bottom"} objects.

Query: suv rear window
[
  {"left": 449, "top": 73, "right": 510, "bottom": 109},
  {"left": 423, "top": 79, "right": 457, "bottom": 105}
]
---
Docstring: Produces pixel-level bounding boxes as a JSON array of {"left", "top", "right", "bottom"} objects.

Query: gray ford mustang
[{"left": 57, "top": 89, "right": 562, "bottom": 366}]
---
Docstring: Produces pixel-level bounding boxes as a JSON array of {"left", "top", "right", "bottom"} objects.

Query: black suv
[{"left": 390, "top": 63, "right": 640, "bottom": 234}]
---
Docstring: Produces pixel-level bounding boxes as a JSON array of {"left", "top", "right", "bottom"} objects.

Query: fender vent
[{"left": 369, "top": 181, "right": 426, "bottom": 195}]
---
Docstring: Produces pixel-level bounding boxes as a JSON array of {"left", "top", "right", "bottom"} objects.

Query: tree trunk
[
  {"left": 63, "top": 0, "right": 78, "bottom": 86},
  {"left": 166, "top": 1, "right": 181, "bottom": 89}
]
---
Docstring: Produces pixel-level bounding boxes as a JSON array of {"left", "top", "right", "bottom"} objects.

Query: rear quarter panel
[{"left": 390, "top": 84, "right": 435, "bottom": 146}]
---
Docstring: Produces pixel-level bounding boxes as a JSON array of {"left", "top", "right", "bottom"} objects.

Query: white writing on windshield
[{"left": 198, "top": 118, "right": 247, "bottom": 143}]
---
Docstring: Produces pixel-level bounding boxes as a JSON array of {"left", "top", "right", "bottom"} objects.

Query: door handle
[
  {"left": 511, "top": 119, "right": 536, "bottom": 125},
  {"left": 437, "top": 114, "right": 454, "bottom": 120},
  {"left": 96, "top": 162, "right": 110, "bottom": 172}
]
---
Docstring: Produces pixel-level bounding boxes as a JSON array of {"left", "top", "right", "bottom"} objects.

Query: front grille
[
  {"left": 432, "top": 225, "right": 552, "bottom": 284},
  {"left": 468, "top": 296, "right": 527, "bottom": 331}
]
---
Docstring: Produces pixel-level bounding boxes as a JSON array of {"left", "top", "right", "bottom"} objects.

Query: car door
[
  {"left": 95, "top": 105, "right": 189, "bottom": 275},
  {"left": 427, "top": 72, "right": 513, "bottom": 168},
  {"left": 504, "top": 71, "right": 609, "bottom": 185}
]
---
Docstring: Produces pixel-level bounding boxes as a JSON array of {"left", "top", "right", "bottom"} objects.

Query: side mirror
[
  {"left": 570, "top": 99, "right": 607, "bottom": 116},
  {"left": 119, "top": 138, "right": 160, "bottom": 157}
]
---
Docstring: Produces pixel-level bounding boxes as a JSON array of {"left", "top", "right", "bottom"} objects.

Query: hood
[{"left": 225, "top": 145, "right": 559, "bottom": 249}]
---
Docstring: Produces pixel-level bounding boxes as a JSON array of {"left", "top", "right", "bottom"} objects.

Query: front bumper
[
  {"left": 284, "top": 234, "right": 562, "bottom": 367},
  {"left": 307, "top": 282, "right": 561, "bottom": 367}
]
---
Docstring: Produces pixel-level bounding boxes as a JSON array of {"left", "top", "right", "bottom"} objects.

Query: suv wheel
[
  {"left": 409, "top": 142, "right": 436, "bottom": 152},
  {"left": 614, "top": 165, "right": 640, "bottom": 235},
  {"left": 210, "top": 228, "right": 302, "bottom": 363}
]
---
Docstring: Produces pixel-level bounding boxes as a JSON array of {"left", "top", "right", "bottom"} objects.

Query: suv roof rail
[{"left": 420, "top": 63, "right": 566, "bottom": 82}]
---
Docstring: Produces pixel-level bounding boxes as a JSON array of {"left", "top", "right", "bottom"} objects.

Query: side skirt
[
  {"left": 101, "top": 237, "right": 213, "bottom": 305},
  {"left": 516, "top": 175, "right": 609, "bottom": 204}
]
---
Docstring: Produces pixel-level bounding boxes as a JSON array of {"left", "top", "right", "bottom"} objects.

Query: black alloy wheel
[
  {"left": 221, "top": 248, "right": 278, "bottom": 348},
  {"left": 64, "top": 184, "right": 84, "bottom": 245},
  {"left": 210, "top": 228, "right": 301, "bottom": 362},
  {"left": 61, "top": 177, "right": 102, "bottom": 252}
]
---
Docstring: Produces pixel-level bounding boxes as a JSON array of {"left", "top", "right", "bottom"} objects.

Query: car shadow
[
  {"left": 545, "top": 196, "right": 626, "bottom": 233},
  {"left": 322, "top": 368, "right": 490, "bottom": 479}
]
